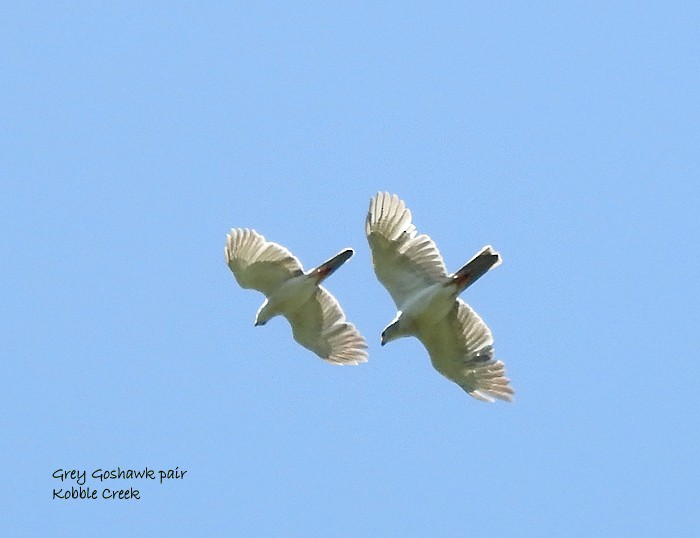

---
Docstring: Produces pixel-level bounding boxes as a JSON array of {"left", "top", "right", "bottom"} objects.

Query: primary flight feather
[
  {"left": 225, "top": 228, "right": 368, "bottom": 365},
  {"left": 366, "top": 193, "right": 513, "bottom": 402}
]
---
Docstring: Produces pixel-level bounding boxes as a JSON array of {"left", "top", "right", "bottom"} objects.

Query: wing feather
[
  {"left": 286, "top": 288, "right": 368, "bottom": 365},
  {"left": 417, "top": 299, "right": 514, "bottom": 402},
  {"left": 365, "top": 192, "right": 448, "bottom": 307},
  {"left": 225, "top": 228, "right": 303, "bottom": 296}
]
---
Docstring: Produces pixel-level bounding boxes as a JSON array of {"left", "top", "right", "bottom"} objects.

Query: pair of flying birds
[{"left": 225, "top": 192, "right": 514, "bottom": 403}]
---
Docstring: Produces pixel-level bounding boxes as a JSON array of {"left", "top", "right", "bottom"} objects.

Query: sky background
[{"left": 3, "top": 2, "right": 699, "bottom": 536}]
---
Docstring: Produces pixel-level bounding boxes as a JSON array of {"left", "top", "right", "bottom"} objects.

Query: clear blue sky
[{"left": 3, "top": 2, "right": 699, "bottom": 536}]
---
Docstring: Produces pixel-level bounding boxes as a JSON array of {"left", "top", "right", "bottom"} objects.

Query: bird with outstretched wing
[
  {"left": 226, "top": 228, "right": 368, "bottom": 365},
  {"left": 366, "top": 192, "right": 513, "bottom": 402}
]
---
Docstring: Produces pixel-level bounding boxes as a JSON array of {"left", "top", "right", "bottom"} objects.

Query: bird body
[
  {"left": 366, "top": 192, "right": 513, "bottom": 402},
  {"left": 254, "top": 272, "right": 318, "bottom": 326},
  {"left": 381, "top": 283, "right": 453, "bottom": 342},
  {"left": 254, "top": 248, "right": 352, "bottom": 326},
  {"left": 226, "top": 229, "right": 367, "bottom": 365}
]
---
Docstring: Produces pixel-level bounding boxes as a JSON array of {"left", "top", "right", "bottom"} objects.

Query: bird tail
[
  {"left": 312, "top": 248, "right": 354, "bottom": 281},
  {"left": 451, "top": 245, "right": 501, "bottom": 292}
]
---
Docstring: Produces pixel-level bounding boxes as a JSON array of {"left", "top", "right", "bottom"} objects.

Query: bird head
[
  {"left": 254, "top": 301, "right": 273, "bottom": 326},
  {"left": 380, "top": 315, "right": 405, "bottom": 346}
]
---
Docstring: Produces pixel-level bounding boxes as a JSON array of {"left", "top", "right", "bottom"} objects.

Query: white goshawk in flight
[
  {"left": 365, "top": 193, "right": 513, "bottom": 402},
  {"left": 225, "top": 228, "right": 368, "bottom": 365}
]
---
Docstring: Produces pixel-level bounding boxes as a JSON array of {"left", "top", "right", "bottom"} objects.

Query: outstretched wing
[
  {"left": 365, "top": 192, "right": 448, "bottom": 308},
  {"left": 417, "top": 299, "right": 514, "bottom": 402},
  {"left": 225, "top": 228, "right": 303, "bottom": 296},
  {"left": 286, "top": 287, "right": 368, "bottom": 365}
]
